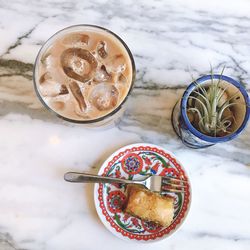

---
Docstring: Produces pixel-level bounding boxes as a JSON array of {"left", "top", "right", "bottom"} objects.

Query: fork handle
[{"left": 64, "top": 172, "right": 138, "bottom": 184}]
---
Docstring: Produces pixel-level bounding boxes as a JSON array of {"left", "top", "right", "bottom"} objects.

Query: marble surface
[{"left": 0, "top": 0, "right": 250, "bottom": 249}]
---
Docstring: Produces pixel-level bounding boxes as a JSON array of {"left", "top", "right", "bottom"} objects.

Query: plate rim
[{"left": 94, "top": 143, "right": 192, "bottom": 242}]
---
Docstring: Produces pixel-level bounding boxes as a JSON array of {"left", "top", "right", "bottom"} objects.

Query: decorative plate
[{"left": 94, "top": 143, "right": 191, "bottom": 242}]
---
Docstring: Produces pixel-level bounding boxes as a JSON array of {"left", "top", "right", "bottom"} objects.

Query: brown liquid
[{"left": 37, "top": 27, "right": 133, "bottom": 121}]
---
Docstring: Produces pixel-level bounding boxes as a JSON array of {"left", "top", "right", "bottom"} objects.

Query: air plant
[{"left": 187, "top": 68, "right": 238, "bottom": 137}]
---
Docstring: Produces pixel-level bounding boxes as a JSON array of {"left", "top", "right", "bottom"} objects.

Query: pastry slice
[{"left": 124, "top": 184, "right": 174, "bottom": 227}]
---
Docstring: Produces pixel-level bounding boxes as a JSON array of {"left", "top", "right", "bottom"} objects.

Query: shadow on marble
[{"left": 119, "top": 87, "right": 184, "bottom": 138}]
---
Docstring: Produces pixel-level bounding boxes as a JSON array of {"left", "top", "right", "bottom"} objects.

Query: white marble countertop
[{"left": 0, "top": 0, "right": 250, "bottom": 249}]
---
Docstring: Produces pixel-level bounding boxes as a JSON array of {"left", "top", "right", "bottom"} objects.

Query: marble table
[{"left": 0, "top": 0, "right": 250, "bottom": 249}]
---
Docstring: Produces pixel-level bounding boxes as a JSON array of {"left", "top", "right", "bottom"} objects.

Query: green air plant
[{"left": 187, "top": 70, "right": 238, "bottom": 137}]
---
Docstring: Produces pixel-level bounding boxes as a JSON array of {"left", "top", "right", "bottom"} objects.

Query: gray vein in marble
[
  {"left": 184, "top": 231, "right": 250, "bottom": 242},
  {"left": 0, "top": 232, "right": 26, "bottom": 250},
  {"left": 1, "top": 16, "right": 48, "bottom": 58},
  {"left": 0, "top": 59, "right": 32, "bottom": 80},
  {"left": 3, "top": 29, "right": 37, "bottom": 57}
]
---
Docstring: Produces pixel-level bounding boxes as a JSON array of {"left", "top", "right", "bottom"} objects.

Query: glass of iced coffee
[{"left": 33, "top": 25, "right": 135, "bottom": 125}]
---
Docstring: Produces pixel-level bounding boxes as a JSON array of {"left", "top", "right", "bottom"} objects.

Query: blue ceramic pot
[{"left": 171, "top": 75, "right": 250, "bottom": 148}]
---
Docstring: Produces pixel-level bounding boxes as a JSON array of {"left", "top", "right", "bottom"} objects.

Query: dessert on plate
[{"left": 124, "top": 184, "right": 174, "bottom": 227}]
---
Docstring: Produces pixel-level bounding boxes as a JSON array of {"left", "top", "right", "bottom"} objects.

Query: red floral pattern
[
  {"left": 144, "top": 157, "right": 152, "bottom": 165},
  {"left": 131, "top": 218, "right": 139, "bottom": 227},
  {"left": 160, "top": 167, "right": 180, "bottom": 177},
  {"left": 150, "top": 162, "right": 160, "bottom": 174},
  {"left": 141, "top": 220, "right": 162, "bottom": 233},
  {"left": 107, "top": 191, "right": 126, "bottom": 213},
  {"left": 121, "top": 153, "right": 143, "bottom": 174}
]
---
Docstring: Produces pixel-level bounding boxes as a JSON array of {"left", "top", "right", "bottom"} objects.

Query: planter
[{"left": 171, "top": 74, "right": 250, "bottom": 148}]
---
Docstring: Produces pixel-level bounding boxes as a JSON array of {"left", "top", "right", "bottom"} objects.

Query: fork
[{"left": 64, "top": 172, "right": 187, "bottom": 194}]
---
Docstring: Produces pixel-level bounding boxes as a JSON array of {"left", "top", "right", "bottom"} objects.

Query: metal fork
[{"left": 64, "top": 172, "right": 187, "bottom": 194}]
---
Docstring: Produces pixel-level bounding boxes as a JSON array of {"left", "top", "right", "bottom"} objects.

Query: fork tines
[
  {"left": 162, "top": 175, "right": 188, "bottom": 183},
  {"left": 161, "top": 176, "right": 187, "bottom": 194}
]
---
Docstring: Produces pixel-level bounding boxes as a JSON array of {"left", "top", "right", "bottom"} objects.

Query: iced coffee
[{"left": 34, "top": 25, "right": 135, "bottom": 123}]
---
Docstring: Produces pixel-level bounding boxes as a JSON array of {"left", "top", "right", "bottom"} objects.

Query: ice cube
[
  {"left": 39, "top": 80, "right": 62, "bottom": 97},
  {"left": 117, "top": 73, "right": 127, "bottom": 84},
  {"left": 61, "top": 48, "right": 97, "bottom": 83},
  {"left": 40, "top": 53, "right": 55, "bottom": 69},
  {"left": 62, "top": 33, "right": 89, "bottom": 46},
  {"left": 94, "top": 65, "right": 112, "bottom": 82},
  {"left": 69, "top": 81, "right": 86, "bottom": 111},
  {"left": 106, "top": 54, "right": 126, "bottom": 73},
  {"left": 89, "top": 83, "right": 119, "bottom": 111},
  {"left": 39, "top": 72, "right": 52, "bottom": 84},
  {"left": 97, "top": 41, "right": 108, "bottom": 58},
  {"left": 59, "top": 84, "right": 69, "bottom": 95},
  {"left": 51, "top": 101, "right": 65, "bottom": 111}
]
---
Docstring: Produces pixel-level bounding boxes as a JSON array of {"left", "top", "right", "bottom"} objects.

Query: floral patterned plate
[{"left": 94, "top": 143, "right": 192, "bottom": 242}]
